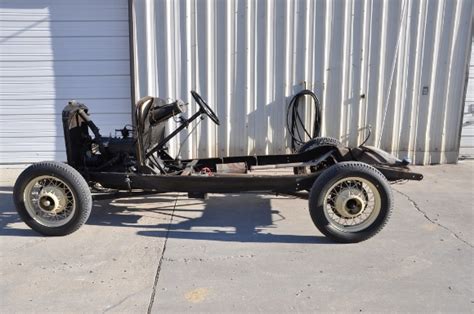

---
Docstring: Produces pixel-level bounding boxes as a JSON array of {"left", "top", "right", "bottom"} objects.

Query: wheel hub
[
  {"left": 38, "top": 186, "right": 67, "bottom": 214},
  {"left": 333, "top": 187, "right": 367, "bottom": 218}
]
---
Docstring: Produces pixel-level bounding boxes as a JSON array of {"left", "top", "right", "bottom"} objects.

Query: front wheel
[
  {"left": 308, "top": 162, "right": 393, "bottom": 243},
  {"left": 13, "top": 161, "right": 92, "bottom": 236}
]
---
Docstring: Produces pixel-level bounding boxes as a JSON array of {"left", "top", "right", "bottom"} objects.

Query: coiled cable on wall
[{"left": 286, "top": 89, "right": 322, "bottom": 152}]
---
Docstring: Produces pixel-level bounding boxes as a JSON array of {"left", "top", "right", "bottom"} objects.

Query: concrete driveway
[{"left": 0, "top": 162, "right": 473, "bottom": 313}]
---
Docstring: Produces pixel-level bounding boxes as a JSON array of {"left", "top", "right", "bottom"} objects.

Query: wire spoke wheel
[
  {"left": 23, "top": 175, "right": 76, "bottom": 227},
  {"left": 323, "top": 177, "right": 381, "bottom": 232},
  {"left": 14, "top": 161, "right": 92, "bottom": 236},
  {"left": 309, "top": 162, "right": 393, "bottom": 243}
]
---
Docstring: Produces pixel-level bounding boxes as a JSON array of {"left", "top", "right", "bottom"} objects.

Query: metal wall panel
[
  {"left": 460, "top": 40, "right": 474, "bottom": 158},
  {"left": 0, "top": 0, "right": 131, "bottom": 164},
  {"left": 131, "top": 0, "right": 473, "bottom": 164}
]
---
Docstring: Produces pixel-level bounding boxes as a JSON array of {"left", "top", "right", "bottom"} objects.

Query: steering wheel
[{"left": 191, "top": 90, "right": 220, "bottom": 125}]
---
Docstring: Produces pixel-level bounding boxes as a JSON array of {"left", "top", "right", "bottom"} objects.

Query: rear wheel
[
  {"left": 13, "top": 161, "right": 92, "bottom": 236},
  {"left": 308, "top": 162, "right": 393, "bottom": 243}
]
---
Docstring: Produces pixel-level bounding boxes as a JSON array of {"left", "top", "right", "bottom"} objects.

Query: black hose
[
  {"left": 286, "top": 89, "right": 322, "bottom": 152},
  {"left": 359, "top": 125, "right": 372, "bottom": 147}
]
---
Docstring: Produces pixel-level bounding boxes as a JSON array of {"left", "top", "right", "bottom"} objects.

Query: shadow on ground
[
  {"left": 1, "top": 187, "right": 329, "bottom": 244},
  {"left": 91, "top": 193, "right": 329, "bottom": 244},
  {"left": 0, "top": 187, "right": 39, "bottom": 237}
]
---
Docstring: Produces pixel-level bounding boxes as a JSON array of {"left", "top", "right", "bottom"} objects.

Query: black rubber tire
[
  {"left": 294, "top": 137, "right": 341, "bottom": 175},
  {"left": 299, "top": 137, "right": 341, "bottom": 152},
  {"left": 308, "top": 161, "right": 393, "bottom": 243},
  {"left": 13, "top": 161, "right": 92, "bottom": 236}
]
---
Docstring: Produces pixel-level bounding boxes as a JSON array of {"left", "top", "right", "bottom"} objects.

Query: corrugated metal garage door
[
  {"left": 460, "top": 40, "right": 474, "bottom": 159},
  {"left": 0, "top": 0, "right": 131, "bottom": 164}
]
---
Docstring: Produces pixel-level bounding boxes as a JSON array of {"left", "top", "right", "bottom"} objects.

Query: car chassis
[{"left": 14, "top": 90, "right": 423, "bottom": 242}]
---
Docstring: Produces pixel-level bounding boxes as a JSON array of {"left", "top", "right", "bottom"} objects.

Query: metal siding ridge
[
  {"left": 206, "top": 0, "right": 216, "bottom": 158},
  {"left": 273, "top": 0, "right": 287, "bottom": 154},
  {"left": 340, "top": 0, "right": 351, "bottom": 146},
  {"left": 415, "top": 0, "right": 438, "bottom": 164},
  {"left": 191, "top": 0, "right": 198, "bottom": 158},
  {"left": 306, "top": 0, "right": 315, "bottom": 150},
  {"left": 398, "top": 0, "right": 419, "bottom": 158},
  {"left": 225, "top": 0, "right": 235, "bottom": 157},
  {"left": 247, "top": 0, "right": 256, "bottom": 155},
  {"left": 431, "top": 0, "right": 456, "bottom": 164},
  {"left": 266, "top": 0, "right": 275, "bottom": 155},
  {"left": 358, "top": 0, "right": 371, "bottom": 146},
  {"left": 215, "top": 0, "right": 227, "bottom": 157},
  {"left": 424, "top": 0, "right": 445, "bottom": 164},
  {"left": 410, "top": 0, "right": 427, "bottom": 164},
  {"left": 254, "top": 0, "right": 265, "bottom": 155},
  {"left": 450, "top": 0, "right": 473, "bottom": 160},
  {"left": 145, "top": 0, "right": 156, "bottom": 98},
  {"left": 185, "top": 1, "right": 191, "bottom": 157},
  {"left": 348, "top": 0, "right": 364, "bottom": 148}
]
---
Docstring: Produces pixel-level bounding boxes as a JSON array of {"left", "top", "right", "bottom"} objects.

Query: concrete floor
[{"left": 0, "top": 162, "right": 473, "bottom": 313}]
